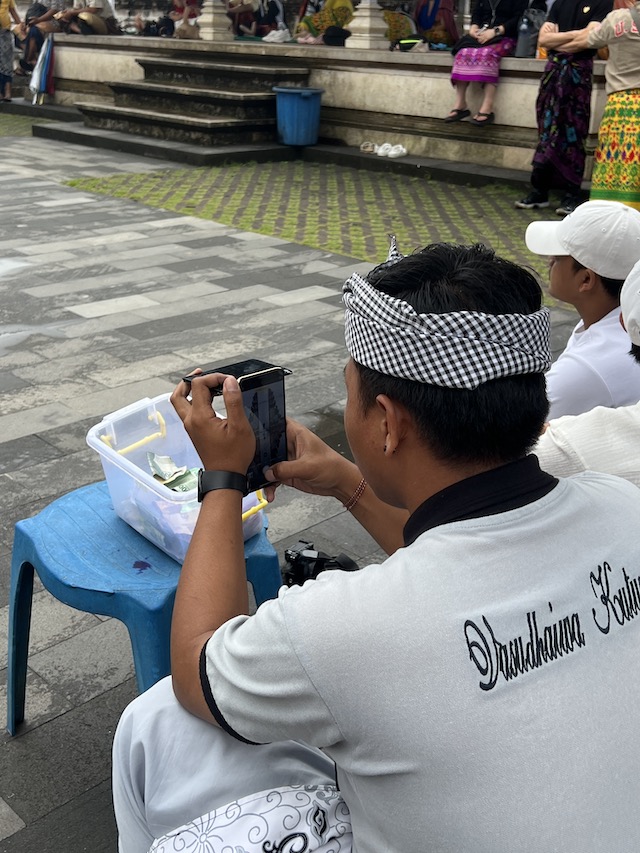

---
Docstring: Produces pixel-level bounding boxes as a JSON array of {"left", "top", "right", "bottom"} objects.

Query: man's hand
[
  {"left": 170, "top": 372, "right": 255, "bottom": 475},
  {"left": 264, "top": 419, "right": 355, "bottom": 503},
  {"left": 539, "top": 21, "right": 558, "bottom": 36}
]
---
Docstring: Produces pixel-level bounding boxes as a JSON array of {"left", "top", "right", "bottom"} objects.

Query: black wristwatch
[{"left": 197, "top": 469, "right": 248, "bottom": 501}]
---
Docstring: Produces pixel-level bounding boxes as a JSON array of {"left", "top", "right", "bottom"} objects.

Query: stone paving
[{"left": 0, "top": 132, "right": 578, "bottom": 853}]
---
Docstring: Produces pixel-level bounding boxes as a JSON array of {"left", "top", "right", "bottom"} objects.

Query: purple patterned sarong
[
  {"left": 451, "top": 38, "right": 516, "bottom": 86},
  {"left": 532, "top": 52, "right": 593, "bottom": 191}
]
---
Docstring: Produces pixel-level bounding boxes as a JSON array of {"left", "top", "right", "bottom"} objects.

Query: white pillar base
[
  {"left": 347, "top": 0, "right": 388, "bottom": 49},
  {"left": 198, "top": 0, "right": 234, "bottom": 42}
]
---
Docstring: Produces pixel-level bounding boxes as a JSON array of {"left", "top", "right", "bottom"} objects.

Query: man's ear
[
  {"left": 375, "top": 394, "right": 412, "bottom": 454},
  {"left": 578, "top": 268, "right": 599, "bottom": 293}
]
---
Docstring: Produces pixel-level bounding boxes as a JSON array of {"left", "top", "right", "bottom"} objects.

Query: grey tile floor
[{"left": 0, "top": 136, "right": 577, "bottom": 853}]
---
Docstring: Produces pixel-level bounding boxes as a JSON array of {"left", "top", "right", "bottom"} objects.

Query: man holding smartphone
[{"left": 113, "top": 242, "right": 640, "bottom": 852}]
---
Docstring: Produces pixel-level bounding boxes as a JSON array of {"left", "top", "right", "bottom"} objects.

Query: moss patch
[{"left": 68, "top": 160, "right": 554, "bottom": 287}]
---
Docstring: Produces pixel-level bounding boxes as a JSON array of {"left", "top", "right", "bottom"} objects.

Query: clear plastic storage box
[{"left": 86, "top": 393, "right": 266, "bottom": 564}]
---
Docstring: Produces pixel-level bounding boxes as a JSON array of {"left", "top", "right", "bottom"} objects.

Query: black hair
[
  {"left": 631, "top": 343, "right": 640, "bottom": 365},
  {"left": 571, "top": 258, "right": 624, "bottom": 300},
  {"left": 355, "top": 243, "right": 549, "bottom": 467}
]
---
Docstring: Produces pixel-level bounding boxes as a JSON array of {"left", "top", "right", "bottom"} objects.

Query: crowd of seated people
[
  {"left": 384, "top": 0, "right": 459, "bottom": 51},
  {"left": 295, "top": 0, "right": 352, "bottom": 42},
  {"left": 134, "top": 0, "right": 201, "bottom": 38},
  {"left": 14, "top": 0, "right": 121, "bottom": 75},
  {"left": 226, "top": 0, "right": 287, "bottom": 39}
]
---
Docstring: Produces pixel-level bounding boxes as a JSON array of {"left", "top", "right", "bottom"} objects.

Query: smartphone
[
  {"left": 182, "top": 359, "right": 275, "bottom": 389},
  {"left": 239, "top": 367, "right": 288, "bottom": 492}
]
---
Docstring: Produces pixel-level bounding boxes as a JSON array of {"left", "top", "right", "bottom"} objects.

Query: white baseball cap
[
  {"left": 621, "top": 258, "right": 640, "bottom": 345},
  {"left": 525, "top": 200, "right": 640, "bottom": 280}
]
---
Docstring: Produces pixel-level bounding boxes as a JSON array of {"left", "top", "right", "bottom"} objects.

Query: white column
[
  {"left": 462, "top": 0, "right": 471, "bottom": 31},
  {"left": 198, "top": 0, "right": 234, "bottom": 41},
  {"left": 347, "top": 0, "right": 388, "bottom": 49}
]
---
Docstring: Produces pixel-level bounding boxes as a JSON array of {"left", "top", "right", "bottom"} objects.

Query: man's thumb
[{"left": 222, "top": 375, "right": 243, "bottom": 418}]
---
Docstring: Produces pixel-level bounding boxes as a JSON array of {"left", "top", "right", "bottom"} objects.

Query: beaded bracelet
[{"left": 343, "top": 477, "right": 367, "bottom": 512}]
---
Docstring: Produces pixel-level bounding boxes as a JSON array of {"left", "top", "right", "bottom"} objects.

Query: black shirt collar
[{"left": 403, "top": 455, "right": 558, "bottom": 547}]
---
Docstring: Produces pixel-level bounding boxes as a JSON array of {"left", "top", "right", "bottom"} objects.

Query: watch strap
[{"left": 198, "top": 469, "right": 248, "bottom": 501}]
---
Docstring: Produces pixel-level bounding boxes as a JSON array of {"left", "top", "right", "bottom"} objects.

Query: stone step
[
  {"left": 32, "top": 121, "right": 297, "bottom": 166},
  {"left": 28, "top": 120, "right": 552, "bottom": 193},
  {"left": 322, "top": 106, "right": 541, "bottom": 151},
  {"left": 1, "top": 99, "right": 82, "bottom": 122},
  {"left": 75, "top": 101, "right": 277, "bottom": 146},
  {"left": 135, "top": 56, "right": 310, "bottom": 90},
  {"left": 110, "top": 80, "right": 276, "bottom": 119}
]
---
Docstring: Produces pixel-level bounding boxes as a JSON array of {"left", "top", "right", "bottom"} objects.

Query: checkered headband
[{"left": 342, "top": 243, "right": 551, "bottom": 390}]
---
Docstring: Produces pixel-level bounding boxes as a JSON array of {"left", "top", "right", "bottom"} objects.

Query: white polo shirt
[
  {"left": 201, "top": 458, "right": 640, "bottom": 852},
  {"left": 546, "top": 307, "right": 640, "bottom": 419}
]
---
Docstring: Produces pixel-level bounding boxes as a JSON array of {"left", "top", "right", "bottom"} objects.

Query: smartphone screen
[{"left": 238, "top": 367, "right": 287, "bottom": 492}]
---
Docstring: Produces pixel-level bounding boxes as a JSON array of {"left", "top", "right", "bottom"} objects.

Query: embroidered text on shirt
[{"left": 464, "top": 603, "right": 586, "bottom": 691}]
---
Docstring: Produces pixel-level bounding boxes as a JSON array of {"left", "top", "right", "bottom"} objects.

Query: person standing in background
[
  {"left": 515, "top": 0, "right": 612, "bottom": 215},
  {"left": 0, "top": 0, "right": 20, "bottom": 101},
  {"left": 552, "top": 0, "right": 640, "bottom": 209}
]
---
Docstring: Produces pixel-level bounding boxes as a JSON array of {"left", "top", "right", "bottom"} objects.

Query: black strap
[{"left": 198, "top": 469, "right": 248, "bottom": 500}]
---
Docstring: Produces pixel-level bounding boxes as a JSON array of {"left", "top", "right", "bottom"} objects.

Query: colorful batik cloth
[
  {"left": 590, "top": 88, "right": 640, "bottom": 210},
  {"left": 298, "top": 0, "right": 352, "bottom": 35}
]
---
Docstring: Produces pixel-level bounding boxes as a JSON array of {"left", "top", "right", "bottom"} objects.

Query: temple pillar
[
  {"left": 347, "top": 0, "right": 388, "bottom": 49},
  {"left": 198, "top": 0, "right": 234, "bottom": 42}
]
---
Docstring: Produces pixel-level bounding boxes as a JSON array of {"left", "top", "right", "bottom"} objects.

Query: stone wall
[{"left": 49, "top": 36, "right": 608, "bottom": 174}]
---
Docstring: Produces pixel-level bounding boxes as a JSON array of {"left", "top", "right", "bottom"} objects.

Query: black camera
[{"left": 282, "top": 540, "right": 359, "bottom": 587}]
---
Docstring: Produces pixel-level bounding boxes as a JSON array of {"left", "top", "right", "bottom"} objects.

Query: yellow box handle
[
  {"left": 242, "top": 489, "right": 268, "bottom": 521},
  {"left": 100, "top": 411, "right": 167, "bottom": 455}
]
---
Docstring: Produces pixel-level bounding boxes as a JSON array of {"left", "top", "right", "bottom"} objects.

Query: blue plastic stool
[{"left": 6, "top": 480, "right": 283, "bottom": 736}]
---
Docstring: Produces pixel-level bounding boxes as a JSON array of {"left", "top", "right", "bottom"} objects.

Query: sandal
[
  {"left": 360, "top": 141, "right": 378, "bottom": 154},
  {"left": 444, "top": 108, "right": 470, "bottom": 123},
  {"left": 471, "top": 111, "right": 495, "bottom": 126},
  {"left": 388, "top": 144, "right": 407, "bottom": 158}
]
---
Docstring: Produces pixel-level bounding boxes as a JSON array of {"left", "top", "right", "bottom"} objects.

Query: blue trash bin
[{"left": 272, "top": 86, "right": 325, "bottom": 146}]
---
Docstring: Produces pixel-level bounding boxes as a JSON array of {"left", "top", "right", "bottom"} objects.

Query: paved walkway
[{"left": 0, "top": 131, "right": 578, "bottom": 853}]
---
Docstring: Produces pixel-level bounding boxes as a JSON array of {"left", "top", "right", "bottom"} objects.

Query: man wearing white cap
[
  {"left": 525, "top": 199, "right": 640, "bottom": 419},
  {"left": 113, "top": 241, "right": 640, "bottom": 853},
  {"left": 535, "top": 257, "right": 640, "bottom": 483}
]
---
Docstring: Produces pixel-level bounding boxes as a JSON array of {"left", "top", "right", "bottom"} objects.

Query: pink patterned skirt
[{"left": 451, "top": 38, "right": 516, "bottom": 86}]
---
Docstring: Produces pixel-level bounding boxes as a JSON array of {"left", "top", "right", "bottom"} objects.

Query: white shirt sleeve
[
  {"left": 203, "top": 579, "right": 344, "bottom": 748},
  {"left": 535, "top": 402, "right": 640, "bottom": 486},
  {"left": 587, "top": 13, "right": 617, "bottom": 48}
]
